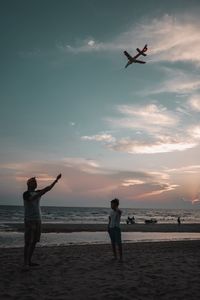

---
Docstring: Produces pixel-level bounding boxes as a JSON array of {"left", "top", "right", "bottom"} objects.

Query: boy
[
  {"left": 23, "top": 173, "right": 61, "bottom": 270},
  {"left": 108, "top": 198, "right": 123, "bottom": 261}
]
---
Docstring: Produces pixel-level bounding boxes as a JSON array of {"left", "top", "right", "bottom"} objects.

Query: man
[{"left": 23, "top": 173, "right": 62, "bottom": 270}]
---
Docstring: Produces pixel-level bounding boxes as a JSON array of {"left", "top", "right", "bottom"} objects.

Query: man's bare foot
[
  {"left": 21, "top": 265, "right": 30, "bottom": 272},
  {"left": 111, "top": 256, "right": 117, "bottom": 261}
]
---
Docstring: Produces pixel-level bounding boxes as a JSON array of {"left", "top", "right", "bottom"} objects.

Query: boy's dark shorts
[
  {"left": 108, "top": 227, "right": 122, "bottom": 245},
  {"left": 24, "top": 220, "right": 41, "bottom": 244}
]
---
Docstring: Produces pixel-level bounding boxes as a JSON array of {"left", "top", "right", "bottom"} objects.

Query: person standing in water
[
  {"left": 108, "top": 198, "right": 123, "bottom": 262},
  {"left": 23, "top": 174, "right": 62, "bottom": 270}
]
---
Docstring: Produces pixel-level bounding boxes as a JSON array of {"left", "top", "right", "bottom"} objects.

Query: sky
[{"left": 1, "top": 0, "right": 200, "bottom": 208}]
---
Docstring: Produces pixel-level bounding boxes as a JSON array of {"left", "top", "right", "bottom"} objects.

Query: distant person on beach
[
  {"left": 126, "top": 216, "right": 135, "bottom": 224},
  {"left": 108, "top": 198, "right": 123, "bottom": 261},
  {"left": 23, "top": 174, "right": 62, "bottom": 270},
  {"left": 177, "top": 216, "right": 181, "bottom": 225}
]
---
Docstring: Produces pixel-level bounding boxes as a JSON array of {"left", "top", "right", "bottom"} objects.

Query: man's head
[
  {"left": 27, "top": 177, "right": 37, "bottom": 191},
  {"left": 111, "top": 198, "right": 119, "bottom": 209}
]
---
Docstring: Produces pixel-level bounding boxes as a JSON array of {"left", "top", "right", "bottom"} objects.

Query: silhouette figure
[
  {"left": 126, "top": 216, "right": 135, "bottom": 224},
  {"left": 177, "top": 216, "right": 181, "bottom": 225},
  {"left": 23, "top": 174, "right": 62, "bottom": 271},
  {"left": 108, "top": 198, "right": 123, "bottom": 262}
]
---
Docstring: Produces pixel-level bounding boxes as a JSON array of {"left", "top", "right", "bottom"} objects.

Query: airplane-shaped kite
[{"left": 124, "top": 44, "right": 148, "bottom": 68}]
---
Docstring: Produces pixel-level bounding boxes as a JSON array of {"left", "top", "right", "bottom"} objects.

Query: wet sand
[
  {"left": 4, "top": 222, "right": 200, "bottom": 233},
  {"left": 0, "top": 240, "right": 200, "bottom": 300}
]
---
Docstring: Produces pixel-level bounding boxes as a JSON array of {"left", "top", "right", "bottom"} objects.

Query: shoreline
[
  {"left": 0, "top": 240, "right": 200, "bottom": 299},
  {"left": 0, "top": 238, "right": 199, "bottom": 250},
  {"left": 3, "top": 222, "right": 200, "bottom": 233}
]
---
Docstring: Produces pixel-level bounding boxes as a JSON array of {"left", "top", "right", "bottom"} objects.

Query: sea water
[{"left": 1, "top": 205, "right": 200, "bottom": 225}]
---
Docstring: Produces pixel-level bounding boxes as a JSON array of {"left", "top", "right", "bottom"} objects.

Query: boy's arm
[
  {"left": 108, "top": 216, "right": 111, "bottom": 231},
  {"left": 37, "top": 174, "right": 62, "bottom": 197},
  {"left": 117, "top": 208, "right": 122, "bottom": 216}
]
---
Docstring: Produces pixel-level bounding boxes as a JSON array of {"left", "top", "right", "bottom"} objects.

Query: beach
[{"left": 0, "top": 240, "right": 200, "bottom": 299}]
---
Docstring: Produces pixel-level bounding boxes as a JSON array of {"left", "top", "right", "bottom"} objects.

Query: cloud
[
  {"left": 188, "top": 94, "right": 200, "bottom": 111},
  {"left": 121, "top": 179, "right": 145, "bottom": 187},
  {"left": 137, "top": 183, "right": 179, "bottom": 198},
  {"left": 62, "top": 157, "right": 107, "bottom": 174},
  {"left": 16, "top": 174, "right": 55, "bottom": 182},
  {"left": 0, "top": 157, "right": 179, "bottom": 202},
  {"left": 144, "top": 68, "right": 200, "bottom": 95},
  {"left": 192, "top": 198, "right": 200, "bottom": 205},
  {"left": 81, "top": 133, "right": 116, "bottom": 143},
  {"left": 83, "top": 102, "right": 200, "bottom": 154},
  {"left": 188, "top": 125, "right": 200, "bottom": 139},
  {"left": 120, "top": 170, "right": 179, "bottom": 199},
  {"left": 142, "top": 15, "right": 200, "bottom": 64},
  {"left": 62, "top": 14, "right": 200, "bottom": 64},
  {"left": 108, "top": 103, "right": 179, "bottom": 131},
  {"left": 167, "top": 165, "right": 200, "bottom": 174},
  {"left": 110, "top": 136, "right": 197, "bottom": 154},
  {"left": 87, "top": 40, "right": 95, "bottom": 47},
  {"left": 60, "top": 157, "right": 179, "bottom": 199},
  {"left": 58, "top": 38, "right": 106, "bottom": 54}
]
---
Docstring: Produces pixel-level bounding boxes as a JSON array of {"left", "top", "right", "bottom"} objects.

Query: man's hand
[{"left": 56, "top": 174, "right": 62, "bottom": 181}]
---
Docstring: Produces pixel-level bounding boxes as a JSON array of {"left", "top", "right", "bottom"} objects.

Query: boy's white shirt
[{"left": 109, "top": 208, "right": 122, "bottom": 228}]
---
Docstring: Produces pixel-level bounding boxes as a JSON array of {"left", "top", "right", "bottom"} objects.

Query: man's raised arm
[{"left": 36, "top": 174, "right": 62, "bottom": 197}]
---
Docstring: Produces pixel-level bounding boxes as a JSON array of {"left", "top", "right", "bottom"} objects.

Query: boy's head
[
  {"left": 111, "top": 198, "right": 119, "bottom": 209},
  {"left": 27, "top": 177, "right": 37, "bottom": 191}
]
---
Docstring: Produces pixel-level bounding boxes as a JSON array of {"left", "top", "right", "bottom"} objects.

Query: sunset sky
[{"left": 1, "top": 0, "right": 200, "bottom": 208}]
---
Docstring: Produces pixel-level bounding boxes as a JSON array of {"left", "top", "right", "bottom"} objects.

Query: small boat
[{"left": 145, "top": 218, "right": 157, "bottom": 224}]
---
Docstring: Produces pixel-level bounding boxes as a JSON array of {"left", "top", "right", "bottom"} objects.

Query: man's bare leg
[
  {"left": 24, "top": 243, "right": 29, "bottom": 265},
  {"left": 111, "top": 242, "right": 117, "bottom": 259},
  {"left": 118, "top": 244, "right": 123, "bottom": 262},
  {"left": 22, "top": 243, "right": 31, "bottom": 271},
  {"left": 28, "top": 242, "right": 39, "bottom": 266}
]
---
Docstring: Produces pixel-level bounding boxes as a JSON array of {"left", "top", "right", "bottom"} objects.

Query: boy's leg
[
  {"left": 111, "top": 241, "right": 117, "bottom": 259},
  {"left": 118, "top": 243, "right": 123, "bottom": 261},
  {"left": 109, "top": 228, "right": 117, "bottom": 259},
  {"left": 116, "top": 228, "right": 123, "bottom": 261}
]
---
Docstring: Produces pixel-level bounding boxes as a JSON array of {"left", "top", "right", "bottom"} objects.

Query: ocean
[{"left": 0, "top": 205, "right": 200, "bottom": 225}]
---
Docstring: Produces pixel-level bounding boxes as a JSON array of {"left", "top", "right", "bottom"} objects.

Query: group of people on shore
[
  {"left": 126, "top": 216, "right": 181, "bottom": 225},
  {"left": 23, "top": 174, "right": 123, "bottom": 270}
]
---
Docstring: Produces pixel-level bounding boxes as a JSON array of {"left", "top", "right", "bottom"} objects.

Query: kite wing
[
  {"left": 124, "top": 51, "right": 132, "bottom": 60},
  {"left": 143, "top": 44, "right": 148, "bottom": 52},
  {"left": 135, "top": 59, "right": 146, "bottom": 64}
]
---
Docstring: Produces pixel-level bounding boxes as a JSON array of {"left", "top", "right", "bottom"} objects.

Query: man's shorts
[
  {"left": 24, "top": 220, "right": 41, "bottom": 244},
  {"left": 108, "top": 227, "right": 122, "bottom": 245}
]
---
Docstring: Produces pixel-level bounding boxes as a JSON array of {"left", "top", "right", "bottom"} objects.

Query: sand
[
  {"left": 4, "top": 222, "right": 200, "bottom": 233},
  {"left": 0, "top": 240, "right": 200, "bottom": 300}
]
